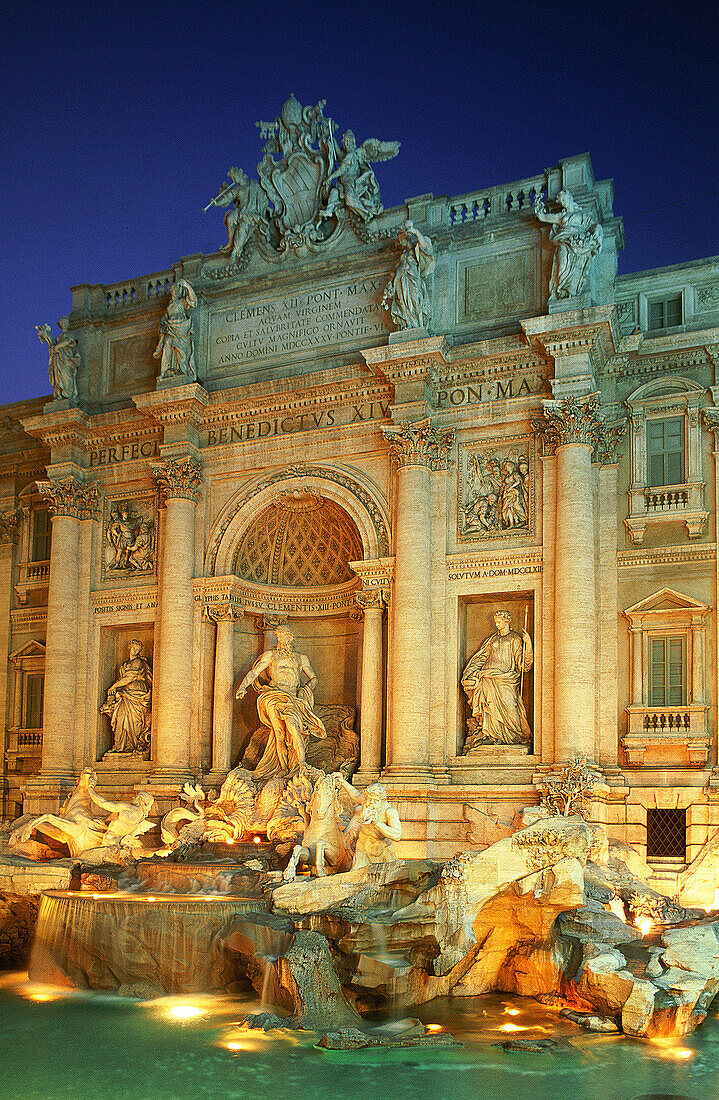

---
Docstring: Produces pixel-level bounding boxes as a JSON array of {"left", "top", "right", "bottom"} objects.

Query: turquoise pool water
[{"left": 0, "top": 973, "right": 715, "bottom": 1100}]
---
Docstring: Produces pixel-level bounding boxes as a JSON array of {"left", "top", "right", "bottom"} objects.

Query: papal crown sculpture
[{"left": 204, "top": 94, "right": 400, "bottom": 267}]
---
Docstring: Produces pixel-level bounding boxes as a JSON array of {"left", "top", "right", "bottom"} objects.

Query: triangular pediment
[
  {"left": 9, "top": 639, "right": 46, "bottom": 661},
  {"left": 624, "top": 588, "right": 708, "bottom": 616}
]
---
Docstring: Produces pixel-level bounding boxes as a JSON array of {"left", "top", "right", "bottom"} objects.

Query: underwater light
[{"left": 168, "top": 1005, "right": 205, "bottom": 1020}]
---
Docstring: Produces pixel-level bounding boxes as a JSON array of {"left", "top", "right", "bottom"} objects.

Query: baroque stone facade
[{"left": 4, "top": 100, "right": 719, "bottom": 883}]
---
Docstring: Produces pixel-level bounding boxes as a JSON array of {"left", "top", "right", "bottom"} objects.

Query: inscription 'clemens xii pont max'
[{"left": 209, "top": 276, "right": 390, "bottom": 373}]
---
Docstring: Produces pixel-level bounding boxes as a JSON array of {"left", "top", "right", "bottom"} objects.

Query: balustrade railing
[
  {"left": 643, "top": 709, "right": 690, "bottom": 732},
  {"left": 447, "top": 174, "right": 547, "bottom": 227},
  {"left": 104, "top": 271, "right": 175, "bottom": 311},
  {"left": 16, "top": 728, "right": 42, "bottom": 748},
  {"left": 644, "top": 487, "right": 689, "bottom": 512}
]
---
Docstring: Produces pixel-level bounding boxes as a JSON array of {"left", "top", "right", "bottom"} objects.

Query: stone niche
[
  {"left": 232, "top": 615, "right": 361, "bottom": 770},
  {"left": 228, "top": 490, "right": 365, "bottom": 768},
  {"left": 96, "top": 624, "right": 154, "bottom": 762},
  {"left": 457, "top": 591, "right": 535, "bottom": 757}
]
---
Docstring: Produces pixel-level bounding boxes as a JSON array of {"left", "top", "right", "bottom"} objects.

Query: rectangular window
[
  {"left": 31, "top": 509, "right": 52, "bottom": 563},
  {"left": 23, "top": 672, "right": 44, "bottom": 729},
  {"left": 647, "top": 808, "right": 686, "bottom": 860},
  {"left": 649, "top": 636, "right": 686, "bottom": 707},
  {"left": 648, "top": 294, "right": 682, "bottom": 331},
  {"left": 647, "top": 417, "right": 684, "bottom": 487}
]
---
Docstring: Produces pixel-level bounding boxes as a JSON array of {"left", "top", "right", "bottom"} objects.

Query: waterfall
[{"left": 30, "top": 891, "right": 258, "bottom": 994}]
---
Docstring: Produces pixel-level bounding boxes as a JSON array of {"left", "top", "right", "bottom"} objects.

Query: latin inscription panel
[{"left": 208, "top": 274, "right": 391, "bottom": 376}]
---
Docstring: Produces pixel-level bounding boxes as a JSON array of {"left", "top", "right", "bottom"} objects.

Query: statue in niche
[
  {"left": 100, "top": 640, "right": 152, "bottom": 756},
  {"left": 535, "top": 190, "right": 603, "bottom": 300},
  {"left": 461, "top": 610, "right": 533, "bottom": 749},
  {"left": 382, "top": 220, "right": 435, "bottom": 329},
  {"left": 235, "top": 627, "right": 328, "bottom": 781},
  {"left": 104, "top": 503, "right": 155, "bottom": 574},
  {"left": 205, "top": 167, "right": 268, "bottom": 262},
  {"left": 463, "top": 450, "right": 530, "bottom": 536},
  {"left": 153, "top": 279, "right": 197, "bottom": 381},
  {"left": 35, "top": 317, "right": 79, "bottom": 403},
  {"left": 319, "top": 129, "right": 400, "bottom": 224}
]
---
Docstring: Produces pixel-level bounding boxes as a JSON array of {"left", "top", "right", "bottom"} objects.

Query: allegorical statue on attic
[
  {"left": 205, "top": 166, "right": 269, "bottom": 263},
  {"left": 153, "top": 279, "right": 197, "bottom": 381},
  {"left": 319, "top": 129, "right": 400, "bottom": 224},
  {"left": 382, "top": 219, "right": 435, "bottom": 330},
  {"left": 35, "top": 317, "right": 79, "bottom": 403},
  {"left": 205, "top": 95, "right": 400, "bottom": 262},
  {"left": 535, "top": 189, "right": 603, "bottom": 300},
  {"left": 235, "top": 626, "right": 328, "bottom": 780},
  {"left": 461, "top": 610, "right": 533, "bottom": 749}
]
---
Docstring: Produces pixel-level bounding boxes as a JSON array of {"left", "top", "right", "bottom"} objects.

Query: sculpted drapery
[{"left": 461, "top": 612, "right": 533, "bottom": 746}]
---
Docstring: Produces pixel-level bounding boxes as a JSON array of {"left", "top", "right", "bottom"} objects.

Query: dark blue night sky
[{"left": 2, "top": 0, "right": 717, "bottom": 404}]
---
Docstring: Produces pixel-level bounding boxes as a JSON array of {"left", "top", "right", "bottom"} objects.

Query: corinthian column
[
  {"left": 353, "top": 589, "right": 386, "bottom": 782},
  {"left": 535, "top": 396, "right": 602, "bottom": 762},
  {"left": 36, "top": 476, "right": 97, "bottom": 782},
  {"left": 205, "top": 602, "right": 239, "bottom": 781},
  {"left": 381, "top": 419, "right": 454, "bottom": 780},
  {"left": 151, "top": 456, "right": 202, "bottom": 782}
]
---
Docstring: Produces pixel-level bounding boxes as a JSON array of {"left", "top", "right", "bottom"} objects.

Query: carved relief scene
[
  {"left": 459, "top": 436, "right": 534, "bottom": 539},
  {"left": 102, "top": 493, "right": 156, "bottom": 581}
]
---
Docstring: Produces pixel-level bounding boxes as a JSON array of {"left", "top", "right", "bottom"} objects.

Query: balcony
[
  {"left": 623, "top": 704, "right": 710, "bottom": 766},
  {"left": 14, "top": 559, "right": 49, "bottom": 606}
]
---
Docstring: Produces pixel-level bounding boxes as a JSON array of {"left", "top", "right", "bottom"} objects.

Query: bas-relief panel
[
  {"left": 459, "top": 247, "right": 539, "bottom": 325},
  {"left": 457, "top": 434, "right": 535, "bottom": 542},
  {"left": 101, "top": 491, "right": 157, "bottom": 584},
  {"left": 108, "top": 331, "right": 157, "bottom": 395}
]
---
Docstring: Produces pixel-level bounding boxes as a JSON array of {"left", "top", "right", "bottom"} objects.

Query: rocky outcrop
[
  {"left": 679, "top": 831, "right": 719, "bottom": 910},
  {"left": 0, "top": 892, "right": 40, "bottom": 966},
  {"left": 277, "top": 931, "right": 361, "bottom": 1030}
]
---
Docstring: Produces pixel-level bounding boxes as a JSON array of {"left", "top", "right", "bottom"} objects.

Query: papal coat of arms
[{"left": 204, "top": 95, "right": 399, "bottom": 271}]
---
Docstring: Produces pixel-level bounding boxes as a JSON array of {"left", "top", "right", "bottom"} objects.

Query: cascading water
[{"left": 30, "top": 892, "right": 261, "bottom": 994}]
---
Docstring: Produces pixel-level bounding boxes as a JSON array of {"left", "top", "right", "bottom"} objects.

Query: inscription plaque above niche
[
  {"left": 462, "top": 249, "right": 537, "bottom": 323},
  {"left": 109, "top": 331, "right": 157, "bottom": 395}
]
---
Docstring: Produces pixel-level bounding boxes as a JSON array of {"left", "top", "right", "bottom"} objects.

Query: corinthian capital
[
  {"left": 0, "top": 506, "right": 20, "bottom": 543},
  {"left": 151, "top": 456, "right": 202, "bottom": 502},
  {"left": 354, "top": 589, "right": 386, "bottom": 612},
  {"left": 203, "top": 601, "right": 240, "bottom": 624},
  {"left": 36, "top": 476, "right": 98, "bottom": 519},
  {"left": 702, "top": 407, "right": 719, "bottom": 439},
  {"left": 594, "top": 418, "right": 627, "bottom": 465},
  {"left": 381, "top": 418, "right": 455, "bottom": 470},
  {"left": 532, "top": 394, "right": 604, "bottom": 452}
]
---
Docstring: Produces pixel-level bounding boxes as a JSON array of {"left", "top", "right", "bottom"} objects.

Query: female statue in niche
[
  {"left": 461, "top": 610, "right": 533, "bottom": 748},
  {"left": 100, "top": 640, "right": 152, "bottom": 755}
]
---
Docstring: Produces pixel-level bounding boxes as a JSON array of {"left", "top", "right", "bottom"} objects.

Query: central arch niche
[{"left": 234, "top": 491, "right": 364, "bottom": 589}]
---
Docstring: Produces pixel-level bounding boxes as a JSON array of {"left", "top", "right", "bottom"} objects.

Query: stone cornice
[
  {"left": 20, "top": 406, "right": 94, "bottom": 452},
  {"left": 36, "top": 475, "right": 98, "bottom": 519},
  {"left": 150, "top": 456, "right": 203, "bottom": 502},
  {"left": 193, "top": 574, "right": 359, "bottom": 617},
  {"left": 617, "top": 544, "right": 716, "bottom": 569},
  {"left": 202, "top": 376, "right": 393, "bottom": 427},
  {"left": 382, "top": 418, "right": 455, "bottom": 469},
  {"left": 521, "top": 306, "right": 621, "bottom": 371},
  {"left": 133, "top": 383, "right": 209, "bottom": 429},
  {"left": 349, "top": 556, "right": 394, "bottom": 594},
  {"left": 361, "top": 335, "right": 449, "bottom": 385}
]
